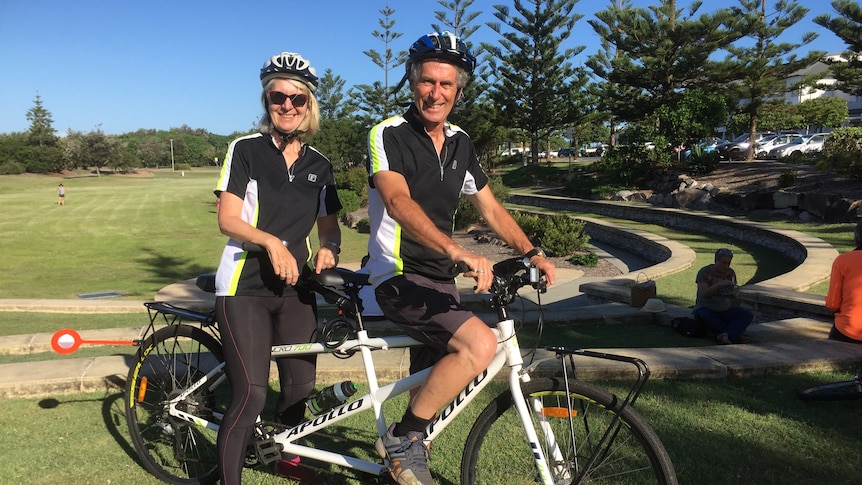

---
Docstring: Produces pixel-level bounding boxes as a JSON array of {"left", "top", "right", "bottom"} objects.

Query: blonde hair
[{"left": 258, "top": 78, "right": 320, "bottom": 137}]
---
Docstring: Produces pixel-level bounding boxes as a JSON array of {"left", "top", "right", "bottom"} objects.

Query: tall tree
[
  {"left": 587, "top": 0, "right": 641, "bottom": 148},
  {"left": 590, "top": 0, "right": 739, "bottom": 127},
  {"left": 484, "top": 0, "right": 587, "bottom": 165},
  {"left": 814, "top": 0, "right": 862, "bottom": 96},
  {"left": 430, "top": 0, "right": 505, "bottom": 163},
  {"left": 358, "top": 3, "right": 408, "bottom": 118},
  {"left": 26, "top": 94, "right": 57, "bottom": 147},
  {"left": 724, "top": 0, "right": 824, "bottom": 160},
  {"left": 316, "top": 68, "right": 349, "bottom": 120}
]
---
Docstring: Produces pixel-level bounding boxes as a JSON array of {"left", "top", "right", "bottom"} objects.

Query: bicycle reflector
[
  {"left": 50, "top": 328, "right": 136, "bottom": 354},
  {"left": 542, "top": 407, "right": 576, "bottom": 418}
]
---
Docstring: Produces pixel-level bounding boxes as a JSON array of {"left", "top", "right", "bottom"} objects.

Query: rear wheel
[
  {"left": 125, "top": 325, "right": 229, "bottom": 484},
  {"left": 461, "top": 377, "right": 677, "bottom": 484}
]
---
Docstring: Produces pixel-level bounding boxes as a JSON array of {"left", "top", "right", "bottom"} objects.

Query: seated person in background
[
  {"left": 825, "top": 220, "right": 862, "bottom": 343},
  {"left": 694, "top": 248, "right": 753, "bottom": 344}
]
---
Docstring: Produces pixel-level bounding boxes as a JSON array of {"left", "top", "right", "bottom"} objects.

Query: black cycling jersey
[
  {"left": 365, "top": 105, "right": 489, "bottom": 285},
  {"left": 214, "top": 133, "right": 341, "bottom": 297}
]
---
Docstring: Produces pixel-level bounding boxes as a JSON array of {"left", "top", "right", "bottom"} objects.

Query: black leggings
[{"left": 215, "top": 292, "right": 318, "bottom": 484}]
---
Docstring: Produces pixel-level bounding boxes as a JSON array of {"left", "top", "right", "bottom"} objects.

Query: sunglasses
[{"left": 269, "top": 90, "right": 308, "bottom": 107}]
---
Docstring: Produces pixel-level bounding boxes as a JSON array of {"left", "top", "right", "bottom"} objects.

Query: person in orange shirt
[{"left": 825, "top": 220, "right": 862, "bottom": 343}]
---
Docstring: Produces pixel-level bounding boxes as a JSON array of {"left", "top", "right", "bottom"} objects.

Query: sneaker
[
  {"left": 274, "top": 454, "right": 328, "bottom": 485},
  {"left": 374, "top": 424, "right": 433, "bottom": 485}
]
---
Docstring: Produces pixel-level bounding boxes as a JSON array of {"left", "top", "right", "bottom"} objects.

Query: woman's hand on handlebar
[{"left": 313, "top": 245, "right": 339, "bottom": 274}]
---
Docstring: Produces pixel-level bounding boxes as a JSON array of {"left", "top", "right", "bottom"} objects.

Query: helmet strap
[{"left": 274, "top": 129, "right": 303, "bottom": 152}]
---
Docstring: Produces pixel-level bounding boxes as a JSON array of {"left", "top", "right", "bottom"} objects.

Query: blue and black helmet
[{"left": 406, "top": 31, "right": 476, "bottom": 76}]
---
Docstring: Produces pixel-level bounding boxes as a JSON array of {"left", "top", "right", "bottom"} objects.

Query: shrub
[
  {"left": 0, "top": 161, "right": 25, "bottom": 175},
  {"left": 334, "top": 167, "right": 369, "bottom": 203},
  {"left": 454, "top": 175, "right": 509, "bottom": 230},
  {"left": 684, "top": 145, "right": 721, "bottom": 175},
  {"left": 568, "top": 251, "right": 599, "bottom": 267},
  {"left": 511, "top": 212, "right": 589, "bottom": 257},
  {"left": 820, "top": 127, "right": 862, "bottom": 179},
  {"left": 336, "top": 189, "right": 361, "bottom": 217},
  {"left": 778, "top": 169, "right": 797, "bottom": 188}
]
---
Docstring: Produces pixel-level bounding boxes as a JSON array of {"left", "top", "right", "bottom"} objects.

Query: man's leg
[{"left": 408, "top": 316, "right": 496, "bottom": 420}]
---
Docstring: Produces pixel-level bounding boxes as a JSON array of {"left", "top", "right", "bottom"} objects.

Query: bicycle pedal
[{"left": 254, "top": 438, "right": 283, "bottom": 465}]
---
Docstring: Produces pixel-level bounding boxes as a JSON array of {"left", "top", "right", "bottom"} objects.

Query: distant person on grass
[
  {"left": 213, "top": 51, "right": 341, "bottom": 484},
  {"left": 57, "top": 183, "right": 65, "bottom": 205},
  {"left": 694, "top": 248, "right": 753, "bottom": 344},
  {"left": 825, "top": 220, "right": 862, "bottom": 343}
]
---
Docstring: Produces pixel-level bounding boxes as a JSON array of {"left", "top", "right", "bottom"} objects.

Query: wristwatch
[
  {"left": 323, "top": 241, "right": 341, "bottom": 254},
  {"left": 524, "top": 247, "right": 546, "bottom": 260}
]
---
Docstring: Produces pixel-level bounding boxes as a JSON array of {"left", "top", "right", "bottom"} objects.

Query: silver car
[
  {"left": 755, "top": 133, "right": 801, "bottom": 159},
  {"left": 766, "top": 133, "right": 829, "bottom": 159}
]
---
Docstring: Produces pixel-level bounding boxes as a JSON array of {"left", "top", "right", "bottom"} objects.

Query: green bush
[
  {"left": 778, "top": 169, "right": 797, "bottom": 188},
  {"left": 511, "top": 212, "right": 589, "bottom": 257},
  {"left": 0, "top": 161, "right": 25, "bottom": 175},
  {"left": 336, "top": 188, "right": 361, "bottom": 217},
  {"left": 174, "top": 163, "right": 192, "bottom": 171},
  {"left": 568, "top": 251, "right": 599, "bottom": 267},
  {"left": 454, "top": 175, "right": 509, "bottom": 230},
  {"left": 334, "top": 166, "right": 369, "bottom": 203},
  {"left": 684, "top": 145, "right": 721, "bottom": 175},
  {"left": 820, "top": 127, "right": 862, "bottom": 179}
]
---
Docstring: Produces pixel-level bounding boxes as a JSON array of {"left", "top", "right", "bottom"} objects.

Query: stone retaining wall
[{"left": 509, "top": 193, "right": 838, "bottom": 319}]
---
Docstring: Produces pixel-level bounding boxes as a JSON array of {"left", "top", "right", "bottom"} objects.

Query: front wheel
[
  {"left": 125, "top": 324, "right": 229, "bottom": 485},
  {"left": 461, "top": 377, "right": 676, "bottom": 485}
]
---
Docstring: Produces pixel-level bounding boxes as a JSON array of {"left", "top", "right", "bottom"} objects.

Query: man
[
  {"left": 825, "top": 220, "right": 862, "bottom": 343},
  {"left": 694, "top": 248, "right": 753, "bottom": 344},
  {"left": 363, "top": 31, "right": 556, "bottom": 485}
]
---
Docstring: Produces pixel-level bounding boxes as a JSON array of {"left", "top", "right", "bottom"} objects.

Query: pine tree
[
  {"left": 26, "top": 94, "right": 57, "bottom": 147},
  {"left": 360, "top": 3, "right": 408, "bottom": 118},
  {"left": 814, "top": 0, "right": 862, "bottom": 96},
  {"left": 484, "top": 0, "right": 587, "bottom": 165},
  {"left": 725, "top": 0, "right": 824, "bottom": 160}
]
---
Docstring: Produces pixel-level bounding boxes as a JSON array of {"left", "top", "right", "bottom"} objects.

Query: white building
[{"left": 783, "top": 53, "right": 862, "bottom": 125}]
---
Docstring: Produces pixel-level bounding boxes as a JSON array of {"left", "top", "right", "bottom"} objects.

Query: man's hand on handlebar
[{"left": 452, "top": 250, "right": 493, "bottom": 294}]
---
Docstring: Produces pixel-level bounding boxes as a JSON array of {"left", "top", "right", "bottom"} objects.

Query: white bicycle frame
[{"left": 164, "top": 318, "right": 562, "bottom": 485}]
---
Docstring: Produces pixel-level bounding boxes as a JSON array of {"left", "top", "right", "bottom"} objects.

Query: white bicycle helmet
[{"left": 260, "top": 52, "right": 319, "bottom": 92}]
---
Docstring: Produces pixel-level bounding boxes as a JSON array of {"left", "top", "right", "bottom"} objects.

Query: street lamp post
[{"left": 169, "top": 139, "right": 175, "bottom": 172}]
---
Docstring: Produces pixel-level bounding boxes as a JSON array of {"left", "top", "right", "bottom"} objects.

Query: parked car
[
  {"left": 715, "top": 132, "right": 774, "bottom": 161},
  {"left": 766, "top": 133, "right": 829, "bottom": 160},
  {"left": 683, "top": 138, "right": 728, "bottom": 159},
  {"left": 538, "top": 149, "right": 559, "bottom": 158},
  {"left": 754, "top": 133, "right": 801, "bottom": 159},
  {"left": 557, "top": 147, "right": 575, "bottom": 157},
  {"left": 579, "top": 142, "right": 606, "bottom": 157}
]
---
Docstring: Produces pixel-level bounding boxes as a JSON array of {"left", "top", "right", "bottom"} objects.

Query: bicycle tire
[
  {"left": 125, "top": 324, "right": 229, "bottom": 485},
  {"left": 461, "top": 377, "right": 677, "bottom": 485},
  {"left": 797, "top": 378, "right": 862, "bottom": 401}
]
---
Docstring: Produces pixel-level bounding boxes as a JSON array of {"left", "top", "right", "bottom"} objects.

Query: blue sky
[{"left": 0, "top": 0, "right": 849, "bottom": 136}]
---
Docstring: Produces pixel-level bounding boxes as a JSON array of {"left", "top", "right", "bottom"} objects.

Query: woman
[{"left": 214, "top": 51, "right": 341, "bottom": 484}]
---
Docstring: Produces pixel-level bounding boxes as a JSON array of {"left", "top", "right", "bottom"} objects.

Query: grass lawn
[
  {"left": 0, "top": 171, "right": 369, "bottom": 300},
  {"left": 1, "top": 172, "right": 861, "bottom": 484},
  {"left": 1, "top": 369, "right": 860, "bottom": 484}
]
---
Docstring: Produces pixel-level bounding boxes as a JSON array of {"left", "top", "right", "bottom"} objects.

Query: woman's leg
[
  {"left": 693, "top": 307, "right": 730, "bottom": 336},
  {"left": 216, "top": 296, "right": 276, "bottom": 485},
  {"left": 272, "top": 289, "right": 319, "bottom": 426}
]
